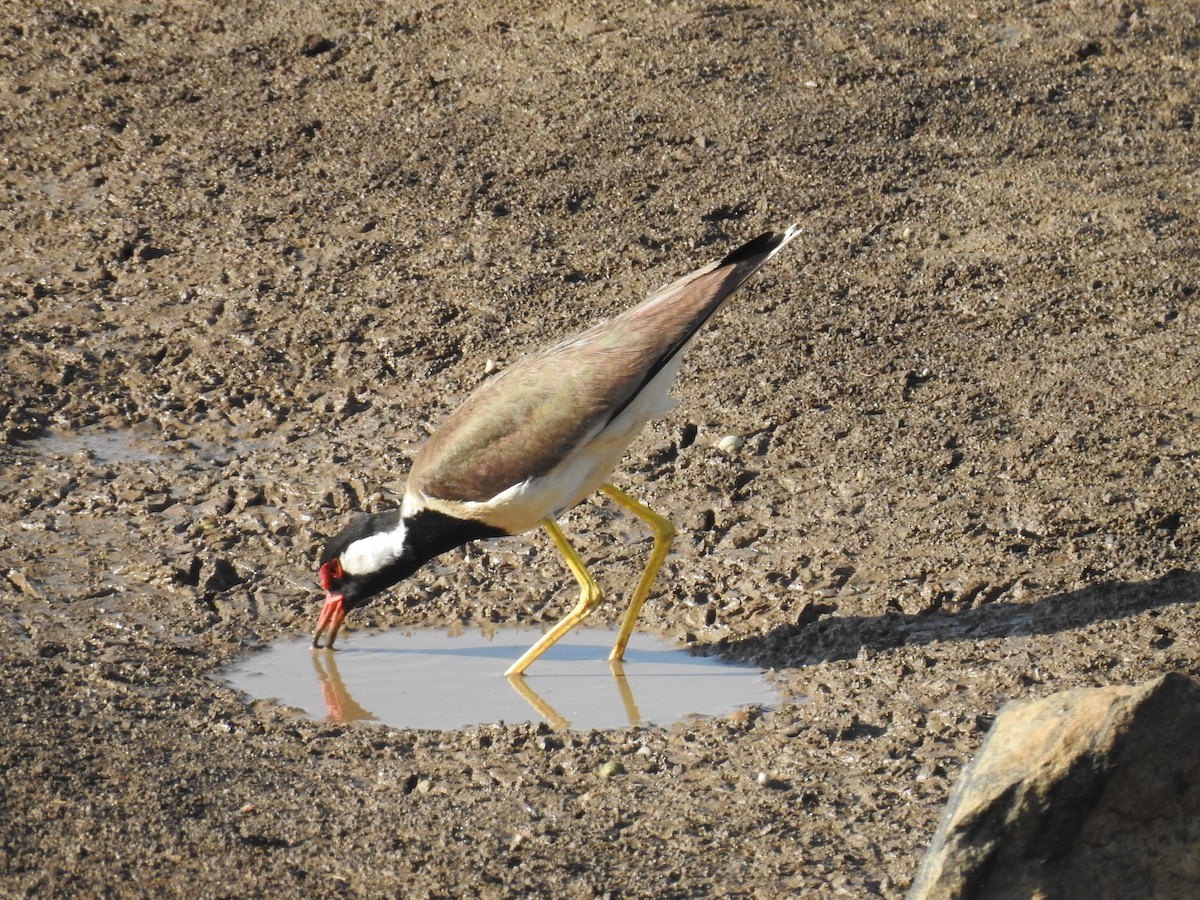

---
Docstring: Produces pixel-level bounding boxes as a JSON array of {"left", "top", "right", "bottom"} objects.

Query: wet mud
[{"left": 2, "top": 1, "right": 1198, "bottom": 896}]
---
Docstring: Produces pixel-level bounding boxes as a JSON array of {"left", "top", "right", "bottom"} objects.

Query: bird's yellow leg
[
  {"left": 504, "top": 518, "right": 603, "bottom": 676},
  {"left": 599, "top": 483, "right": 675, "bottom": 662}
]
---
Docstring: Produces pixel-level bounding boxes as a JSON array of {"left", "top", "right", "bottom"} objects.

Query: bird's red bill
[{"left": 312, "top": 593, "right": 346, "bottom": 649}]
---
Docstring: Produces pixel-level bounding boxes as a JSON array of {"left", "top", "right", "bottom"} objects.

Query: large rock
[{"left": 909, "top": 673, "right": 1200, "bottom": 900}]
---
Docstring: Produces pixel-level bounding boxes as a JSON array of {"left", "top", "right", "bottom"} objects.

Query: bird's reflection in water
[
  {"left": 311, "top": 651, "right": 376, "bottom": 723},
  {"left": 311, "top": 648, "right": 644, "bottom": 730},
  {"left": 507, "top": 659, "right": 642, "bottom": 730}
]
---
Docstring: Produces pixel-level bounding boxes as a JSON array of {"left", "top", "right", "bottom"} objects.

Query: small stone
[
  {"left": 301, "top": 34, "right": 336, "bottom": 57},
  {"left": 597, "top": 759, "right": 626, "bottom": 778},
  {"left": 716, "top": 434, "right": 745, "bottom": 453},
  {"left": 726, "top": 708, "right": 753, "bottom": 726},
  {"left": 7, "top": 569, "right": 41, "bottom": 598}
]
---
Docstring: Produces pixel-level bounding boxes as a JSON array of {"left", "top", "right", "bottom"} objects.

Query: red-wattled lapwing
[{"left": 313, "top": 225, "right": 799, "bottom": 675}]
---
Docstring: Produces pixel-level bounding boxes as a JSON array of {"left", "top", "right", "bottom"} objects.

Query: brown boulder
[{"left": 910, "top": 673, "right": 1200, "bottom": 899}]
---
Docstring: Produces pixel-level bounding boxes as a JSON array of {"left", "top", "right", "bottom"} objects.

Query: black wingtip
[{"left": 719, "top": 225, "right": 798, "bottom": 267}]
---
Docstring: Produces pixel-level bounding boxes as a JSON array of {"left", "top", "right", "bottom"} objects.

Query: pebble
[
  {"left": 717, "top": 434, "right": 745, "bottom": 453},
  {"left": 597, "top": 759, "right": 626, "bottom": 778}
]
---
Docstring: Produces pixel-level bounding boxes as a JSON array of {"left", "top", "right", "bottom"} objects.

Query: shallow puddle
[
  {"left": 28, "top": 425, "right": 164, "bottom": 463},
  {"left": 25, "top": 425, "right": 269, "bottom": 467},
  {"left": 221, "top": 626, "right": 782, "bottom": 731}
]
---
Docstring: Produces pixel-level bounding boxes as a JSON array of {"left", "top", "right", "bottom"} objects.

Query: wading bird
[{"left": 313, "top": 225, "right": 798, "bottom": 675}]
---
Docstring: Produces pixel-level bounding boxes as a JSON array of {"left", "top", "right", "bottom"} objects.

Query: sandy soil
[{"left": 2, "top": 1, "right": 1198, "bottom": 896}]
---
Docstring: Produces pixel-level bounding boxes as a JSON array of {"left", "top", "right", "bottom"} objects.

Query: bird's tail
[
  {"left": 718, "top": 222, "right": 801, "bottom": 271},
  {"left": 625, "top": 222, "right": 801, "bottom": 332},
  {"left": 602, "top": 224, "right": 801, "bottom": 426}
]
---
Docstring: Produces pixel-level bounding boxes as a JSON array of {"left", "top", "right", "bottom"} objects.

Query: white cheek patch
[{"left": 341, "top": 521, "right": 409, "bottom": 575}]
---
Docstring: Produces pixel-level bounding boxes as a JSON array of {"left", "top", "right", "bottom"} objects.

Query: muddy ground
[{"left": 2, "top": 1, "right": 1198, "bottom": 896}]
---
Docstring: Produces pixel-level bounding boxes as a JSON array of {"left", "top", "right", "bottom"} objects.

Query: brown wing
[{"left": 409, "top": 227, "right": 797, "bottom": 502}]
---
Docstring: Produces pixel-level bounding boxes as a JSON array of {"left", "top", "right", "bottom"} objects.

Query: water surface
[{"left": 222, "top": 625, "right": 781, "bottom": 731}]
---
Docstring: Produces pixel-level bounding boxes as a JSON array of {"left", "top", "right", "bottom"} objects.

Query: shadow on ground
[{"left": 713, "top": 568, "right": 1199, "bottom": 668}]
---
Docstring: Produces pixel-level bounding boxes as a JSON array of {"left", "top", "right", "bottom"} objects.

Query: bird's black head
[
  {"left": 312, "top": 509, "right": 425, "bottom": 649},
  {"left": 312, "top": 506, "right": 508, "bottom": 649},
  {"left": 316, "top": 509, "right": 422, "bottom": 610}
]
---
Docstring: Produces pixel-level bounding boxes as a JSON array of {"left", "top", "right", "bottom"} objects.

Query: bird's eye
[{"left": 318, "top": 558, "right": 343, "bottom": 590}]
